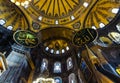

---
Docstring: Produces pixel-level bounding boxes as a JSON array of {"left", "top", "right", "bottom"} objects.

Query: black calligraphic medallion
[
  {"left": 72, "top": 28, "right": 98, "bottom": 46},
  {"left": 13, "top": 30, "right": 39, "bottom": 48}
]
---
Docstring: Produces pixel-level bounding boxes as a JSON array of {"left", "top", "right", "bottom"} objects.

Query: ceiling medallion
[
  {"left": 72, "top": 21, "right": 81, "bottom": 30},
  {"left": 72, "top": 28, "right": 98, "bottom": 47},
  {"left": 10, "top": 0, "right": 31, "bottom": 7},
  {"left": 32, "top": 22, "right": 40, "bottom": 30},
  {"left": 13, "top": 30, "right": 39, "bottom": 48}
]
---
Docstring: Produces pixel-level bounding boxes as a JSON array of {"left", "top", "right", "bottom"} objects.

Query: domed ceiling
[
  {"left": 0, "top": 0, "right": 120, "bottom": 49},
  {"left": 0, "top": 0, "right": 120, "bottom": 32}
]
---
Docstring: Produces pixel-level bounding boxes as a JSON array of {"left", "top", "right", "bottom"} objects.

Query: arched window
[
  {"left": 7, "top": 25, "right": 13, "bottom": 30},
  {"left": 98, "top": 36, "right": 113, "bottom": 47},
  {"left": 54, "top": 77, "right": 62, "bottom": 83},
  {"left": 116, "top": 23, "right": 120, "bottom": 32},
  {"left": 108, "top": 32, "right": 120, "bottom": 44},
  {"left": 67, "top": 57, "right": 73, "bottom": 70},
  {"left": 68, "top": 73, "right": 77, "bottom": 83},
  {"left": 40, "top": 59, "right": 48, "bottom": 73},
  {"left": 0, "top": 19, "right": 6, "bottom": 25},
  {"left": 54, "top": 62, "right": 61, "bottom": 73}
]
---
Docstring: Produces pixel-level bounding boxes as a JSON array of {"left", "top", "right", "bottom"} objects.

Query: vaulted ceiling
[
  {"left": 0, "top": 0, "right": 120, "bottom": 32},
  {"left": 0, "top": 0, "right": 120, "bottom": 49}
]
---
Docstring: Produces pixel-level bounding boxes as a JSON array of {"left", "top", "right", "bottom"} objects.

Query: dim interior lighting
[{"left": 10, "top": 0, "right": 31, "bottom": 7}]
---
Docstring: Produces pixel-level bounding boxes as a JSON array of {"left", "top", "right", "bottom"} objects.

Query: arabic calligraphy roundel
[
  {"left": 73, "top": 28, "right": 98, "bottom": 46},
  {"left": 13, "top": 30, "right": 39, "bottom": 48}
]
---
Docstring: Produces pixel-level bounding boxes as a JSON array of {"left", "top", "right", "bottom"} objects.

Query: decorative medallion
[
  {"left": 73, "top": 28, "right": 97, "bottom": 46},
  {"left": 13, "top": 30, "right": 39, "bottom": 48},
  {"left": 72, "top": 21, "right": 81, "bottom": 29},
  {"left": 32, "top": 22, "right": 40, "bottom": 30}
]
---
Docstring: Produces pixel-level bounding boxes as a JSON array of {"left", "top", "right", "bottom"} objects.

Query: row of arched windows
[
  {"left": 94, "top": 24, "right": 120, "bottom": 47},
  {"left": 40, "top": 57, "right": 73, "bottom": 74},
  {"left": 0, "top": 19, "right": 13, "bottom": 30}
]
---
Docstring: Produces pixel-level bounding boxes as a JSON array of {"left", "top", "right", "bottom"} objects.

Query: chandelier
[{"left": 10, "top": 0, "right": 31, "bottom": 7}]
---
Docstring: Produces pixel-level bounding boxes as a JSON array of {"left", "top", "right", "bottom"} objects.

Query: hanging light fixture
[{"left": 10, "top": 0, "right": 31, "bottom": 7}]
